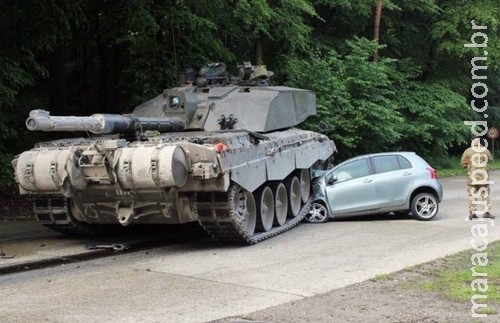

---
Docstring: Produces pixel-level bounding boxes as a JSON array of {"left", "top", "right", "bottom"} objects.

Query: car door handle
[
  {"left": 363, "top": 179, "right": 373, "bottom": 183},
  {"left": 403, "top": 172, "right": 413, "bottom": 176}
]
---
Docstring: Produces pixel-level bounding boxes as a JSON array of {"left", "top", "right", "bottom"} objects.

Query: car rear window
[
  {"left": 373, "top": 155, "right": 400, "bottom": 173},
  {"left": 397, "top": 155, "right": 412, "bottom": 169},
  {"left": 372, "top": 155, "right": 412, "bottom": 173}
]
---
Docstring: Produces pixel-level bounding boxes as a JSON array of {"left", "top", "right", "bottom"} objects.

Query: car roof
[
  {"left": 335, "top": 151, "right": 423, "bottom": 166},
  {"left": 346, "top": 151, "right": 415, "bottom": 160}
]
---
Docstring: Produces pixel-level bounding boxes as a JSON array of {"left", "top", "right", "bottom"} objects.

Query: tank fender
[
  {"left": 294, "top": 139, "right": 333, "bottom": 169},
  {"left": 265, "top": 150, "right": 295, "bottom": 180},
  {"left": 230, "top": 159, "right": 267, "bottom": 192}
]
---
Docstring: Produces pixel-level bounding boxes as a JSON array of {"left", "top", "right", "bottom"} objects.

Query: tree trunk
[
  {"left": 373, "top": 0, "right": 383, "bottom": 61},
  {"left": 256, "top": 37, "right": 263, "bottom": 65}
]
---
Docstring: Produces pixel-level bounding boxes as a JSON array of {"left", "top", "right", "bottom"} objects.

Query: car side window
[
  {"left": 397, "top": 155, "right": 412, "bottom": 169},
  {"left": 372, "top": 155, "right": 400, "bottom": 174},
  {"left": 329, "top": 158, "right": 370, "bottom": 183}
]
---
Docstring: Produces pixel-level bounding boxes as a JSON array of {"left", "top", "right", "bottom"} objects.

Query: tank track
[
  {"left": 195, "top": 188, "right": 310, "bottom": 245},
  {"left": 32, "top": 187, "right": 311, "bottom": 244},
  {"left": 33, "top": 196, "right": 111, "bottom": 236},
  {"left": 43, "top": 218, "right": 111, "bottom": 237}
]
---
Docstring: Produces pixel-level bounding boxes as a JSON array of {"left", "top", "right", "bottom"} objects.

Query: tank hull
[
  {"left": 13, "top": 128, "right": 334, "bottom": 243},
  {"left": 13, "top": 63, "right": 337, "bottom": 244}
]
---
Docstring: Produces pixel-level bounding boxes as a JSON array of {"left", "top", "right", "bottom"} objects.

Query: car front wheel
[
  {"left": 304, "top": 202, "right": 329, "bottom": 223},
  {"left": 410, "top": 192, "right": 439, "bottom": 221}
]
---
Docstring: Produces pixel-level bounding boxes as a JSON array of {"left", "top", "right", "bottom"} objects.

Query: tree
[
  {"left": 0, "top": 0, "right": 84, "bottom": 185},
  {"left": 285, "top": 36, "right": 473, "bottom": 161},
  {"left": 1, "top": 0, "right": 497, "bottom": 187},
  {"left": 284, "top": 38, "right": 403, "bottom": 159}
]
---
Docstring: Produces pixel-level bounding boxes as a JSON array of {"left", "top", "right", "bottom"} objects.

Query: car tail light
[{"left": 426, "top": 167, "right": 437, "bottom": 179}]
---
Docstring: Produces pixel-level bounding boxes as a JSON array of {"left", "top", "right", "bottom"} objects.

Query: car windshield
[{"left": 327, "top": 158, "right": 370, "bottom": 183}]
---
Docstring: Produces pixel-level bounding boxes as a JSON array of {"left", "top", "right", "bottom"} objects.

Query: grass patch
[
  {"left": 420, "top": 241, "right": 500, "bottom": 303},
  {"left": 475, "top": 307, "right": 498, "bottom": 315},
  {"left": 434, "top": 157, "right": 500, "bottom": 178}
]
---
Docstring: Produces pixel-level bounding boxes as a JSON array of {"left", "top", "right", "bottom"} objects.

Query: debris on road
[{"left": 85, "top": 244, "right": 128, "bottom": 251}]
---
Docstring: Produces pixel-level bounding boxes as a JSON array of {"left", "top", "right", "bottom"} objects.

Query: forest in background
[{"left": 1, "top": 0, "right": 499, "bottom": 186}]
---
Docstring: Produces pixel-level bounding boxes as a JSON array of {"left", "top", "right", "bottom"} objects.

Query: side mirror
[{"left": 327, "top": 175, "right": 338, "bottom": 185}]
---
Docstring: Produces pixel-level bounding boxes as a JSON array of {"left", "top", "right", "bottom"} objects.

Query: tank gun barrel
[{"left": 26, "top": 109, "right": 185, "bottom": 134}]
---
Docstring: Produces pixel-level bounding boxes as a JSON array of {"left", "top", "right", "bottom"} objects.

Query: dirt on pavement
[{"left": 212, "top": 247, "right": 499, "bottom": 323}]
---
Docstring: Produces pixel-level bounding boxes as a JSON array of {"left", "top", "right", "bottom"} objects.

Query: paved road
[{"left": 0, "top": 172, "right": 499, "bottom": 323}]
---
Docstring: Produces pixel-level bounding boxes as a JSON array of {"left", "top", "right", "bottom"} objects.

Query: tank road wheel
[
  {"left": 255, "top": 185, "right": 275, "bottom": 232},
  {"left": 285, "top": 175, "right": 301, "bottom": 218},
  {"left": 230, "top": 184, "right": 257, "bottom": 236},
  {"left": 271, "top": 182, "right": 288, "bottom": 227},
  {"left": 299, "top": 169, "right": 311, "bottom": 203}
]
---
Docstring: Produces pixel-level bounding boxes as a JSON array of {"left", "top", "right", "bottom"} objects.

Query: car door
[
  {"left": 324, "top": 158, "right": 379, "bottom": 215},
  {"left": 371, "top": 155, "right": 415, "bottom": 208}
]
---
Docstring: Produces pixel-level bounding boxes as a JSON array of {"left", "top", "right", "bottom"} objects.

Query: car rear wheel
[
  {"left": 304, "top": 202, "right": 329, "bottom": 223},
  {"left": 410, "top": 192, "right": 438, "bottom": 221}
]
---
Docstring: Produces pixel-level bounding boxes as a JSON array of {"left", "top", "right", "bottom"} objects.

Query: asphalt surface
[{"left": 0, "top": 172, "right": 499, "bottom": 322}]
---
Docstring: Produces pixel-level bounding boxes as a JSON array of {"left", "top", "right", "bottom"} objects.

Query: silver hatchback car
[{"left": 305, "top": 152, "right": 443, "bottom": 223}]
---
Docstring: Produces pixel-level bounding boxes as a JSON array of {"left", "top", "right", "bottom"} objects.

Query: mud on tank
[{"left": 12, "top": 62, "right": 336, "bottom": 244}]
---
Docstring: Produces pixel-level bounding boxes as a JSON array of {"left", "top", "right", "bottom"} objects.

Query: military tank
[{"left": 12, "top": 62, "right": 336, "bottom": 244}]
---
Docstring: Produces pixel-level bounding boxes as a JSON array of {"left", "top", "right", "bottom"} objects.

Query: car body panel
[
  {"left": 372, "top": 168, "right": 415, "bottom": 208},
  {"left": 371, "top": 154, "right": 415, "bottom": 208},
  {"left": 326, "top": 176, "right": 379, "bottom": 214}
]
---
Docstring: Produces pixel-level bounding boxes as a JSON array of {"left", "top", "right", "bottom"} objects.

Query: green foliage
[
  {"left": 285, "top": 37, "right": 473, "bottom": 160},
  {"left": 392, "top": 72, "right": 473, "bottom": 155},
  {"left": 432, "top": 0, "right": 500, "bottom": 64},
  {"left": 0, "top": 1, "right": 84, "bottom": 186},
  {"left": 285, "top": 38, "right": 401, "bottom": 157},
  {"left": 229, "top": 0, "right": 318, "bottom": 70}
]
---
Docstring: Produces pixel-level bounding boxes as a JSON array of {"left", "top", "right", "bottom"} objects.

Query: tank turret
[
  {"left": 12, "top": 62, "right": 336, "bottom": 244},
  {"left": 25, "top": 62, "right": 315, "bottom": 135}
]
